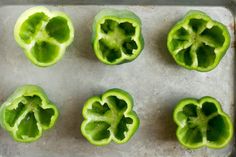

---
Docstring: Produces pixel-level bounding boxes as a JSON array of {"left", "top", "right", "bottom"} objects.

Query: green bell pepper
[
  {"left": 81, "top": 88, "right": 140, "bottom": 146},
  {"left": 0, "top": 85, "right": 59, "bottom": 142},
  {"left": 167, "top": 10, "right": 230, "bottom": 72},
  {"left": 92, "top": 9, "right": 144, "bottom": 65},
  {"left": 173, "top": 96, "right": 233, "bottom": 149},
  {"left": 14, "top": 6, "right": 74, "bottom": 67}
]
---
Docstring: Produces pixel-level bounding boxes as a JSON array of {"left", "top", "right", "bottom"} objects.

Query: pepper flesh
[
  {"left": 14, "top": 6, "right": 74, "bottom": 67},
  {"left": 173, "top": 96, "right": 233, "bottom": 149},
  {"left": 0, "top": 85, "right": 59, "bottom": 142},
  {"left": 167, "top": 10, "right": 230, "bottom": 72},
  {"left": 81, "top": 88, "right": 140, "bottom": 146},
  {"left": 92, "top": 9, "right": 144, "bottom": 65}
]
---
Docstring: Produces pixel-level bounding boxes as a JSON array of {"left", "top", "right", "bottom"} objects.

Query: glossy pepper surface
[
  {"left": 14, "top": 6, "right": 74, "bottom": 67},
  {"left": 81, "top": 89, "right": 140, "bottom": 146},
  {"left": 173, "top": 96, "right": 233, "bottom": 149},
  {"left": 167, "top": 10, "right": 230, "bottom": 72},
  {"left": 92, "top": 9, "right": 144, "bottom": 65},
  {"left": 0, "top": 85, "right": 59, "bottom": 142}
]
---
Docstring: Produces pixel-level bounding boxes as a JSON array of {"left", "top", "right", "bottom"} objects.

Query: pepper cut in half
[
  {"left": 173, "top": 96, "right": 233, "bottom": 149},
  {"left": 167, "top": 10, "right": 230, "bottom": 72},
  {"left": 81, "top": 89, "right": 140, "bottom": 146},
  {"left": 0, "top": 85, "right": 59, "bottom": 142},
  {"left": 92, "top": 9, "right": 144, "bottom": 65},
  {"left": 14, "top": 6, "right": 74, "bottom": 67}
]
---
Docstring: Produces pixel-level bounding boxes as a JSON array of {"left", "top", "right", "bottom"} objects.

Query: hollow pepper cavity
[
  {"left": 81, "top": 88, "right": 140, "bottom": 146},
  {"left": 92, "top": 8, "right": 144, "bottom": 65},
  {"left": 14, "top": 6, "right": 74, "bottom": 67},
  {"left": 0, "top": 85, "right": 59, "bottom": 142},
  {"left": 173, "top": 96, "right": 233, "bottom": 149},
  {"left": 167, "top": 10, "right": 230, "bottom": 72}
]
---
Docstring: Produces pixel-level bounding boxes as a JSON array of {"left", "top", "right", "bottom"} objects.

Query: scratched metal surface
[{"left": 0, "top": 1, "right": 234, "bottom": 157}]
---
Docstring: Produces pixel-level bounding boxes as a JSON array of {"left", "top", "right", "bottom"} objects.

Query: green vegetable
[
  {"left": 81, "top": 88, "right": 140, "bottom": 146},
  {"left": 167, "top": 10, "right": 230, "bottom": 72},
  {"left": 92, "top": 9, "right": 144, "bottom": 65},
  {"left": 173, "top": 96, "right": 233, "bottom": 149},
  {"left": 0, "top": 85, "right": 59, "bottom": 142},
  {"left": 14, "top": 6, "right": 74, "bottom": 67}
]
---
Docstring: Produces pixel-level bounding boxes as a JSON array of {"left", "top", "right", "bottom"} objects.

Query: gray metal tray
[{"left": 0, "top": 1, "right": 235, "bottom": 157}]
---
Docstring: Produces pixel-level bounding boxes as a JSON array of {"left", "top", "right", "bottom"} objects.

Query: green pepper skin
[
  {"left": 81, "top": 88, "right": 140, "bottom": 146},
  {"left": 173, "top": 96, "right": 233, "bottom": 149},
  {"left": 0, "top": 85, "right": 59, "bottom": 142},
  {"left": 167, "top": 10, "right": 230, "bottom": 72},
  {"left": 92, "top": 9, "right": 144, "bottom": 65},
  {"left": 14, "top": 6, "right": 74, "bottom": 67}
]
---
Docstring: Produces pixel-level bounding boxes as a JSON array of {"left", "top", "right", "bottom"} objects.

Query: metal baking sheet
[{"left": 0, "top": 3, "right": 234, "bottom": 157}]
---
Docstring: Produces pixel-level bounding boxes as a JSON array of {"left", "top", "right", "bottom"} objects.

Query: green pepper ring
[
  {"left": 14, "top": 6, "right": 74, "bottom": 67},
  {"left": 173, "top": 96, "right": 233, "bottom": 149},
  {"left": 0, "top": 85, "right": 59, "bottom": 142},
  {"left": 81, "top": 88, "right": 140, "bottom": 146},
  {"left": 92, "top": 9, "right": 144, "bottom": 65},
  {"left": 167, "top": 10, "right": 230, "bottom": 72}
]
